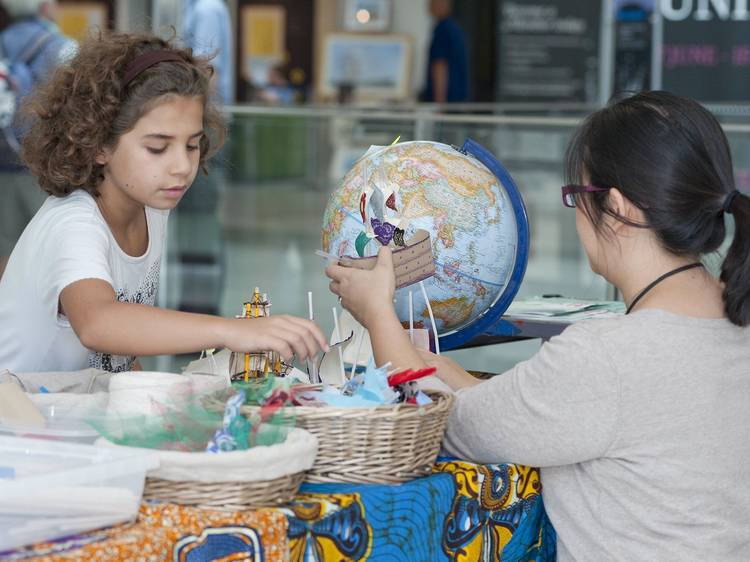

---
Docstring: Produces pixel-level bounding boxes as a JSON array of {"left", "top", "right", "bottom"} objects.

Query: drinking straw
[
  {"left": 349, "top": 328, "right": 366, "bottom": 379},
  {"left": 307, "top": 291, "right": 319, "bottom": 383},
  {"left": 332, "top": 307, "right": 346, "bottom": 384},
  {"left": 419, "top": 281, "right": 440, "bottom": 355},
  {"left": 408, "top": 290, "right": 414, "bottom": 343}
]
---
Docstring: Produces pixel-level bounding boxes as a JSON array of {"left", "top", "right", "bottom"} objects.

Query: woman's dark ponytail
[{"left": 720, "top": 192, "right": 750, "bottom": 326}]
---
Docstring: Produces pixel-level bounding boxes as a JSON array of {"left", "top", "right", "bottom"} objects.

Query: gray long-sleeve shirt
[{"left": 443, "top": 309, "right": 750, "bottom": 561}]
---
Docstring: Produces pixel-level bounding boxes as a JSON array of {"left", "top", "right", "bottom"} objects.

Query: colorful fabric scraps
[
  {"left": 229, "top": 376, "right": 296, "bottom": 447},
  {"left": 206, "top": 389, "right": 249, "bottom": 453},
  {"left": 298, "top": 359, "right": 399, "bottom": 408},
  {"left": 355, "top": 231, "right": 371, "bottom": 257},
  {"left": 88, "top": 397, "right": 223, "bottom": 452},
  {"left": 370, "top": 218, "right": 396, "bottom": 246}
]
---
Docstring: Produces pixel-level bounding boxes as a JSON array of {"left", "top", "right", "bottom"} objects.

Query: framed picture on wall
[
  {"left": 57, "top": 2, "right": 108, "bottom": 40},
  {"left": 343, "top": 0, "right": 391, "bottom": 32},
  {"left": 240, "top": 5, "right": 286, "bottom": 86},
  {"left": 318, "top": 33, "right": 411, "bottom": 101}
]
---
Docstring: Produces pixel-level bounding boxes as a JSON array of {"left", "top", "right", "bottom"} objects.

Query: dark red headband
[{"left": 122, "top": 50, "right": 184, "bottom": 87}]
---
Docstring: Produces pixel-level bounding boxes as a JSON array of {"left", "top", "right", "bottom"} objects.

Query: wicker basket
[
  {"left": 97, "top": 427, "right": 316, "bottom": 511},
  {"left": 143, "top": 471, "right": 306, "bottom": 512},
  {"left": 235, "top": 390, "right": 454, "bottom": 484}
]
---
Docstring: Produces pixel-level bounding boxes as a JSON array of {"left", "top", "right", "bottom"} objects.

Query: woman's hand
[
  {"left": 417, "top": 349, "right": 481, "bottom": 390},
  {"left": 220, "top": 315, "right": 328, "bottom": 362},
  {"left": 325, "top": 246, "right": 396, "bottom": 328}
]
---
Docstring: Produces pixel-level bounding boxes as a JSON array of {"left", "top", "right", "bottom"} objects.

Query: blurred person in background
[
  {"left": 178, "top": 0, "right": 234, "bottom": 315},
  {"left": 422, "top": 0, "right": 469, "bottom": 103},
  {"left": 0, "top": 0, "right": 75, "bottom": 279},
  {"left": 182, "top": 0, "right": 233, "bottom": 105}
]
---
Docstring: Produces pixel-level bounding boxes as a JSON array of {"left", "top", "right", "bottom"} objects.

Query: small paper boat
[
  {"left": 228, "top": 288, "right": 292, "bottom": 380},
  {"left": 339, "top": 229, "right": 436, "bottom": 289}
]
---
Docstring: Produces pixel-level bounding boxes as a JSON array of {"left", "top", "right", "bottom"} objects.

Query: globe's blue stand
[{"left": 438, "top": 139, "right": 531, "bottom": 351}]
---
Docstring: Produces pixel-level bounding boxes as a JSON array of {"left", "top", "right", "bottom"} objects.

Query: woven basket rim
[
  {"left": 206, "top": 389, "right": 453, "bottom": 417},
  {"left": 143, "top": 471, "right": 306, "bottom": 510}
]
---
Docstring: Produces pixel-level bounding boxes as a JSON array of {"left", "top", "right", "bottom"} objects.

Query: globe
[{"left": 322, "top": 139, "right": 529, "bottom": 350}]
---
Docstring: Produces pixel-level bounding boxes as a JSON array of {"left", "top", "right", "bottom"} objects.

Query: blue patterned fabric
[{"left": 283, "top": 461, "right": 556, "bottom": 562}]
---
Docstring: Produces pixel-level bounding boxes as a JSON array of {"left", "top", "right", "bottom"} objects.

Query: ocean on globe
[{"left": 322, "top": 141, "right": 519, "bottom": 336}]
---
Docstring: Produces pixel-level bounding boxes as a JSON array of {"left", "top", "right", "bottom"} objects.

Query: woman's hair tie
[
  {"left": 122, "top": 50, "right": 184, "bottom": 87},
  {"left": 723, "top": 190, "right": 741, "bottom": 215}
]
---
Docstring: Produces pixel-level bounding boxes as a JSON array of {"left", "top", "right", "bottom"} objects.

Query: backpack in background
[
  {"left": 0, "top": 58, "right": 14, "bottom": 130},
  {"left": 0, "top": 28, "right": 53, "bottom": 156}
]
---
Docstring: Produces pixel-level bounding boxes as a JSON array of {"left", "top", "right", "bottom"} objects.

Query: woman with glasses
[{"left": 326, "top": 91, "right": 750, "bottom": 560}]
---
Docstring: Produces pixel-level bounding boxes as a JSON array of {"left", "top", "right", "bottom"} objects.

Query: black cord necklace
[{"left": 625, "top": 262, "right": 704, "bottom": 315}]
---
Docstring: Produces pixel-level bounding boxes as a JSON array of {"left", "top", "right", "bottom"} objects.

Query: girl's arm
[{"left": 60, "top": 279, "right": 328, "bottom": 360}]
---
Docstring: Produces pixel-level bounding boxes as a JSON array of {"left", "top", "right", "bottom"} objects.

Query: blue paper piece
[
  {"left": 316, "top": 390, "right": 379, "bottom": 408},
  {"left": 206, "top": 389, "right": 246, "bottom": 453},
  {"left": 360, "top": 358, "right": 399, "bottom": 403},
  {"left": 315, "top": 359, "right": 399, "bottom": 407}
]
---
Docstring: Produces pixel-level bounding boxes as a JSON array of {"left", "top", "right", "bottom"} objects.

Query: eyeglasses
[{"left": 561, "top": 184, "right": 611, "bottom": 208}]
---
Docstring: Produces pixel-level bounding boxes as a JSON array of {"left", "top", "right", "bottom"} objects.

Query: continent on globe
[{"left": 322, "top": 140, "right": 527, "bottom": 345}]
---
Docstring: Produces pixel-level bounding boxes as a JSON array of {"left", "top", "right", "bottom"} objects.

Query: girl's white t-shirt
[{"left": 0, "top": 191, "right": 169, "bottom": 372}]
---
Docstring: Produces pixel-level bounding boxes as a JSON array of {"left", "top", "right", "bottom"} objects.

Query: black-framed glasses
[{"left": 561, "top": 184, "right": 611, "bottom": 208}]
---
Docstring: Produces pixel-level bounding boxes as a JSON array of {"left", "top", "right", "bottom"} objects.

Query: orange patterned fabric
[{"left": 11, "top": 503, "right": 288, "bottom": 562}]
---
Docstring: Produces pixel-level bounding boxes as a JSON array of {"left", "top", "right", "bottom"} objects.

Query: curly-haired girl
[{"left": 0, "top": 32, "right": 327, "bottom": 372}]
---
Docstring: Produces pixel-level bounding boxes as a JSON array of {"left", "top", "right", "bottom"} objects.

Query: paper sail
[
  {"left": 385, "top": 192, "right": 397, "bottom": 211},
  {"left": 359, "top": 192, "right": 367, "bottom": 223},
  {"left": 355, "top": 231, "right": 371, "bottom": 257},
  {"left": 370, "top": 217, "right": 396, "bottom": 246},
  {"left": 393, "top": 228, "right": 405, "bottom": 247},
  {"left": 337, "top": 308, "right": 431, "bottom": 367},
  {"left": 313, "top": 330, "right": 354, "bottom": 386}
]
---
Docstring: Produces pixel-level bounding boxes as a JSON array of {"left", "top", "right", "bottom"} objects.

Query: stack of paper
[
  {"left": 506, "top": 297, "right": 625, "bottom": 322},
  {"left": 1, "top": 486, "right": 140, "bottom": 548}
]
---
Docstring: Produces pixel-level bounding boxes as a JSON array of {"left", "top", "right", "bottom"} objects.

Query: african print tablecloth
[{"left": 5, "top": 460, "right": 556, "bottom": 562}]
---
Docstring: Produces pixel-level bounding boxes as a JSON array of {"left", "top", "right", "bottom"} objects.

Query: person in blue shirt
[
  {"left": 182, "top": 0, "right": 234, "bottom": 105},
  {"left": 179, "top": 0, "right": 234, "bottom": 315},
  {"left": 0, "top": 0, "right": 76, "bottom": 279},
  {"left": 422, "top": 0, "right": 469, "bottom": 103}
]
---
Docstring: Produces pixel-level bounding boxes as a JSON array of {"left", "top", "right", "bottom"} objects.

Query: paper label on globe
[{"left": 322, "top": 141, "right": 519, "bottom": 333}]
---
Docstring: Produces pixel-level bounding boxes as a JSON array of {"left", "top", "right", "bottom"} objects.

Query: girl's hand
[
  {"left": 220, "top": 315, "right": 328, "bottom": 362},
  {"left": 417, "top": 349, "right": 481, "bottom": 390},
  {"left": 325, "top": 246, "right": 396, "bottom": 328}
]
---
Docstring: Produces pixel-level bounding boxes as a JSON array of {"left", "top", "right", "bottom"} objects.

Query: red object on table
[{"left": 387, "top": 367, "right": 436, "bottom": 387}]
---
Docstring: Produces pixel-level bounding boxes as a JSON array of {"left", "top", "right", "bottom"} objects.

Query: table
[
  {"left": 5, "top": 460, "right": 556, "bottom": 562},
  {"left": 457, "top": 316, "right": 575, "bottom": 349}
]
